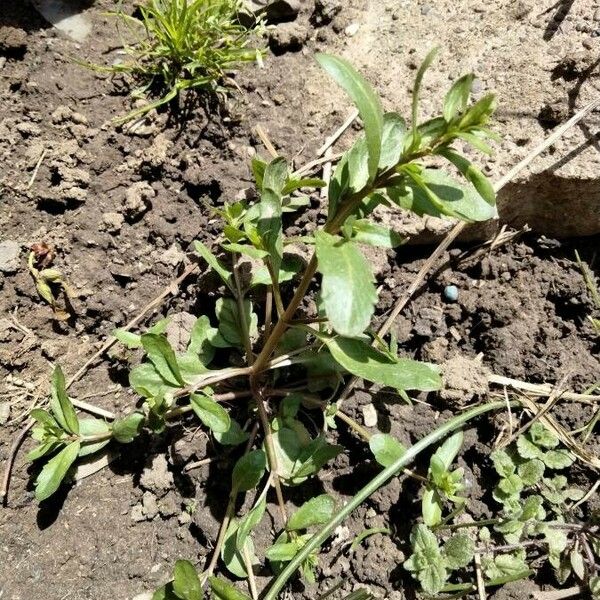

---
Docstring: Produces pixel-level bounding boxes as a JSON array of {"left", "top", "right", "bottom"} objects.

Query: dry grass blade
[{"left": 518, "top": 394, "right": 600, "bottom": 470}]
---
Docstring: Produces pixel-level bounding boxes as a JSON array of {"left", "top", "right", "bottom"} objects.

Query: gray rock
[
  {"left": 142, "top": 491, "right": 159, "bottom": 520},
  {"left": 102, "top": 212, "right": 124, "bottom": 234},
  {"left": 0, "top": 241, "right": 20, "bottom": 274},
  {"left": 0, "top": 402, "right": 10, "bottom": 425}
]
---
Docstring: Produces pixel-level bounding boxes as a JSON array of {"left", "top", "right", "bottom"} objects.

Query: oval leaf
[
  {"left": 315, "top": 232, "right": 377, "bottom": 337},
  {"left": 369, "top": 433, "right": 406, "bottom": 467},
  {"left": 35, "top": 441, "right": 80, "bottom": 501},
  {"left": 287, "top": 494, "right": 335, "bottom": 531},
  {"left": 190, "top": 393, "right": 230, "bottom": 434},
  {"left": 112, "top": 412, "right": 145, "bottom": 443},
  {"left": 232, "top": 449, "right": 266, "bottom": 493},
  {"left": 141, "top": 333, "right": 184, "bottom": 387},
  {"left": 173, "top": 559, "right": 202, "bottom": 600}
]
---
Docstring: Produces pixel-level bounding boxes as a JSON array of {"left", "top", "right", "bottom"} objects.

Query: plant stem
[
  {"left": 202, "top": 494, "right": 236, "bottom": 584},
  {"left": 262, "top": 401, "right": 511, "bottom": 600}
]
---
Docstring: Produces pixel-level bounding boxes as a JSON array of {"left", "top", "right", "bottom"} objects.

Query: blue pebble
[{"left": 444, "top": 285, "right": 459, "bottom": 302}]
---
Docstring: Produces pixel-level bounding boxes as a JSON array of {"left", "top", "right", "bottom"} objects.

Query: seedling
[
  {"left": 576, "top": 250, "right": 600, "bottom": 335},
  {"left": 29, "top": 50, "right": 501, "bottom": 596},
  {"left": 101, "top": 0, "right": 265, "bottom": 122},
  {"left": 404, "top": 422, "right": 600, "bottom": 598},
  {"left": 28, "top": 244, "right": 74, "bottom": 321}
]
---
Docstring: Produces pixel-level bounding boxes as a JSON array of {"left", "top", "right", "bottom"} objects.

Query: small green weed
[
  {"left": 405, "top": 422, "right": 600, "bottom": 598},
  {"left": 105, "top": 0, "right": 264, "bottom": 122}
]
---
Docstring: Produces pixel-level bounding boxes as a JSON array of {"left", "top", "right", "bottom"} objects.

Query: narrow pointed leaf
[
  {"left": 50, "top": 366, "right": 79, "bottom": 434},
  {"left": 316, "top": 53, "right": 383, "bottom": 181}
]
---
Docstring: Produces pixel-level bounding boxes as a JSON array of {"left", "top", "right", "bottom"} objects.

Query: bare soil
[{"left": 1, "top": 1, "right": 599, "bottom": 599}]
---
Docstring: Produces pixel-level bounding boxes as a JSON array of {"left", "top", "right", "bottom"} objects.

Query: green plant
[
  {"left": 103, "top": 0, "right": 264, "bottom": 122},
  {"left": 404, "top": 422, "right": 600, "bottom": 598},
  {"left": 576, "top": 250, "right": 600, "bottom": 335},
  {"left": 29, "top": 51, "right": 500, "bottom": 596}
]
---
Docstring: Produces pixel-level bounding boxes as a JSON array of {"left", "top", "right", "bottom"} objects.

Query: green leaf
[
  {"left": 209, "top": 577, "right": 252, "bottom": 600},
  {"left": 529, "top": 423, "right": 559, "bottom": 449},
  {"left": 237, "top": 496, "right": 266, "bottom": 549},
  {"left": 443, "top": 533, "right": 474, "bottom": 569},
  {"left": 516, "top": 435, "right": 542, "bottom": 460},
  {"left": 434, "top": 431, "right": 463, "bottom": 471},
  {"left": 251, "top": 157, "right": 266, "bottom": 188},
  {"left": 389, "top": 167, "right": 497, "bottom": 222},
  {"left": 194, "top": 241, "right": 233, "bottom": 291},
  {"left": 316, "top": 53, "right": 383, "bottom": 181},
  {"left": 443, "top": 74, "right": 474, "bottom": 122},
  {"left": 214, "top": 298, "right": 258, "bottom": 348},
  {"left": 173, "top": 560, "right": 203, "bottom": 600},
  {"left": 221, "top": 243, "right": 269, "bottom": 259},
  {"left": 129, "top": 363, "right": 170, "bottom": 398},
  {"left": 281, "top": 177, "right": 325, "bottom": 195},
  {"left": 214, "top": 419, "right": 249, "bottom": 446},
  {"left": 266, "top": 542, "right": 300, "bottom": 562},
  {"left": 517, "top": 458, "right": 545, "bottom": 486},
  {"left": 34, "top": 440, "right": 80, "bottom": 501},
  {"left": 262, "top": 156, "right": 288, "bottom": 194},
  {"left": 152, "top": 584, "right": 179, "bottom": 600},
  {"left": 379, "top": 112, "right": 406, "bottom": 172},
  {"left": 404, "top": 524, "right": 447, "bottom": 595},
  {"left": 113, "top": 328, "right": 142, "bottom": 349},
  {"left": 589, "top": 576, "right": 600, "bottom": 598},
  {"left": 30, "top": 408, "right": 60, "bottom": 430},
  {"left": 222, "top": 517, "right": 257, "bottom": 578},
  {"left": 141, "top": 334, "right": 184, "bottom": 387},
  {"left": 422, "top": 487, "right": 443, "bottom": 527},
  {"left": 190, "top": 393, "right": 230, "bottom": 434},
  {"left": 27, "top": 441, "right": 60, "bottom": 462},
  {"left": 232, "top": 449, "right": 266, "bottom": 492},
  {"left": 570, "top": 549, "right": 585, "bottom": 580},
  {"left": 187, "top": 315, "right": 217, "bottom": 364},
  {"left": 287, "top": 494, "right": 335, "bottom": 531},
  {"left": 350, "top": 219, "right": 405, "bottom": 248},
  {"left": 543, "top": 449, "right": 574, "bottom": 470},
  {"left": 112, "top": 412, "right": 145, "bottom": 443},
  {"left": 320, "top": 335, "right": 441, "bottom": 391},
  {"left": 291, "top": 436, "right": 343, "bottom": 484},
  {"left": 369, "top": 433, "right": 406, "bottom": 467},
  {"left": 50, "top": 366, "right": 79, "bottom": 434},
  {"left": 249, "top": 254, "right": 303, "bottom": 288},
  {"left": 437, "top": 147, "right": 495, "bottom": 205},
  {"left": 78, "top": 418, "right": 111, "bottom": 457},
  {"left": 315, "top": 232, "right": 377, "bottom": 337},
  {"left": 491, "top": 449, "right": 516, "bottom": 478},
  {"left": 459, "top": 94, "right": 496, "bottom": 129},
  {"left": 411, "top": 47, "right": 439, "bottom": 141}
]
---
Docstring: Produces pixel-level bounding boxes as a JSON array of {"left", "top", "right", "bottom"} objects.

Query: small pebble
[
  {"left": 444, "top": 285, "right": 459, "bottom": 302},
  {"left": 345, "top": 22, "right": 360, "bottom": 36}
]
